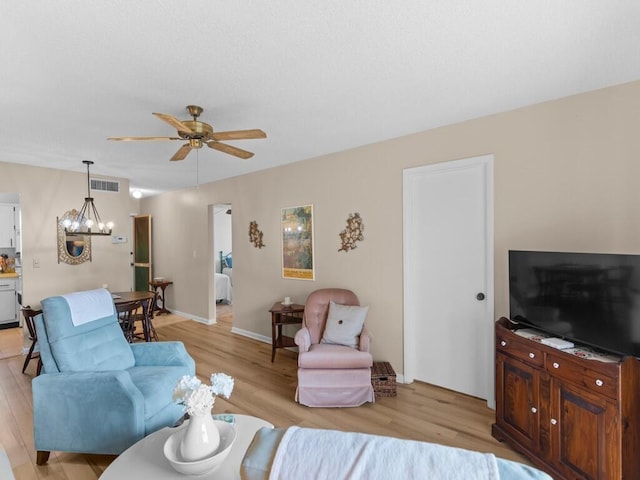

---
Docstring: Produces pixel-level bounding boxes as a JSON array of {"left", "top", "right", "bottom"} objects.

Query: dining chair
[
  {"left": 116, "top": 300, "right": 141, "bottom": 343},
  {"left": 133, "top": 291, "right": 159, "bottom": 342},
  {"left": 21, "top": 306, "right": 43, "bottom": 375}
]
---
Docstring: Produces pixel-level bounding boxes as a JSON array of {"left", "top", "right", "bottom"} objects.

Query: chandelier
[{"left": 63, "top": 160, "right": 114, "bottom": 236}]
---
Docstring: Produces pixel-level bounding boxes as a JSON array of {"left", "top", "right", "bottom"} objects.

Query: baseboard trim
[
  {"left": 230, "top": 327, "right": 271, "bottom": 344},
  {"left": 168, "top": 310, "right": 213, "bottom": 325},
  {"left": 172, "top": 314, "right": 408, "bottom": 383}
]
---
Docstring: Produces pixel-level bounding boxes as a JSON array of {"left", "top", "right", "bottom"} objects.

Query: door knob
[{"left": 476, "top": 292, "right": 485, "bottom": 301}]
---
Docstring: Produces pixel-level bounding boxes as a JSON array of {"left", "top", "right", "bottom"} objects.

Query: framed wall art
[{"left": 281, "top": 204, "right": 315, "bottom": 280}]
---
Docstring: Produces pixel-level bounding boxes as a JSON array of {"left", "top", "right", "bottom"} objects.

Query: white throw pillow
[{"left": 321, "top": 301, "right": 368, "bottom": 348}]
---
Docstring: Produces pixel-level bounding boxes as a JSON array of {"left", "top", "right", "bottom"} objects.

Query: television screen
[{"left": 509, "top": 250, "right": 640, "bottom": 357}]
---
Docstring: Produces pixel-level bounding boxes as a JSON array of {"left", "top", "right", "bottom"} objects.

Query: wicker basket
[{"left": 371, "top": 361, "right": 397, "bottom": 397}]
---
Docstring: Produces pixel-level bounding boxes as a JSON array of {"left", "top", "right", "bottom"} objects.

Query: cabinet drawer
[
  {"left": 546, "top": 353, "right": 618, "bottom": 399},
  {"left": 496, "top": 334, "right": 544, "bottom": 367}
]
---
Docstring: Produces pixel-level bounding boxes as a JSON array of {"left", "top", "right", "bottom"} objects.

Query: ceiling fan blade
[
  {"left": 171, "top": 143, "right": 192, "bottom": 162},
  {"left": 108, "top": 136, "right": 182, "bottom": 141},
  {"left": 208, "top": 129, "right": 267, "bottom": 141},
  {"left": 206, "top": 141, "right": 254, "bottom": 159},
  {"left": 153, "top": 112, "right": 194, "bottom": 134}
]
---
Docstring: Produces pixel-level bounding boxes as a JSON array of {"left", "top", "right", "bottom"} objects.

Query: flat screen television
[{"left": 509, "top": 250, "right": 640, "bottom": 357}]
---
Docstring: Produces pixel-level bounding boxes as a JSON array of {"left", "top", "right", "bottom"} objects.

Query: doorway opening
[
  {"left": 0, "top": 193, "right": 22, "bottom": 352},
  {"left": 212, "top": 204, "right": 233, "bottom": 324}
]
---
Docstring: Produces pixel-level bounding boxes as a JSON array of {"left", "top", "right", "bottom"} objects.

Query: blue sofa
[{"left": 32, "top": 290, "right": 195, "bottom": 464}]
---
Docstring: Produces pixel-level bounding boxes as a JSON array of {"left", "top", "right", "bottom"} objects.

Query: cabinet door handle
[
  {"left": 529, "top": 352, "right": 535, "bottom": 359},
  {"left": 552, "top": 362, "right": 559, "bottom": 369},
  {"left": 500, "top": 340, "right": 507, "bottom": 347},
  {"left": 531, "top": 407, "right": 537, "bottom": 414},
  {"left": 551, "top": 419, "right": 557, "bottom": 425},
  {"left": 595, "top": 379, "right": 604, "bottom": 387}
]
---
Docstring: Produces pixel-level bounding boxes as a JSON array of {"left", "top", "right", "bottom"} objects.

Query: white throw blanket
[
  {"left": 269, "top": 426, "right": 499, "bottom": 480},
  {"left": 62, "top": 288, "right": 114, "bottom": 326}
]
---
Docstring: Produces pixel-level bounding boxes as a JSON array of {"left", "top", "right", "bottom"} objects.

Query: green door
[{"left": 133, "top": 215, "right": 152, "bottom": 292}]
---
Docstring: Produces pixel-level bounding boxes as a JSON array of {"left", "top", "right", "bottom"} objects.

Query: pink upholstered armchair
[{"left": 294, "top": 288, "right": 374, "bottom": 407}]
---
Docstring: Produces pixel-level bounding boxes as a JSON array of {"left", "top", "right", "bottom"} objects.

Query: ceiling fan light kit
[{"left": 108, "top": 105, "right": 266, "bottom": 162}]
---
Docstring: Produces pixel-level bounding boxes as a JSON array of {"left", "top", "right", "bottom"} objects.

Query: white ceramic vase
[{"left": 179, "top": 411, "right": 221, "bottom": 462}]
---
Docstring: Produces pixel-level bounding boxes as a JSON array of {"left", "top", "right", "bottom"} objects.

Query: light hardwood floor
[
  {"left": 0, "top": 326, "right": 23, "bottom": 360},
  {"left": 0, "top": 306, "right": 527, "bottom": 479}
]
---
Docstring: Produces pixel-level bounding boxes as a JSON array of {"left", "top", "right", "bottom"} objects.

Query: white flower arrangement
[{"left": 173, "top": 373, "right": 234, "bottom": 417}]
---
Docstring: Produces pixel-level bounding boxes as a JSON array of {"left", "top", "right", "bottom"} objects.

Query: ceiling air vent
[{"left": 91, "top": 178, "right": 120, "bottom": 193}]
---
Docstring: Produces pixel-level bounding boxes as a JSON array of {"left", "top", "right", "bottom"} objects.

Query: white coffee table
[{"left": 100, "top": 414, "right": 273, "bottom": 479}]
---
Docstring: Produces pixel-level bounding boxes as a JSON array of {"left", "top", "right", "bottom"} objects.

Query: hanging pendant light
[{"left": 63, "top": 160, "right": 114, "bottom": 236}]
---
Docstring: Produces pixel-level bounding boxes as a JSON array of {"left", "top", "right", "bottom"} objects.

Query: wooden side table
[
  {"left": 148, "top": 280, "right": 173, "bottom": 315},
  {"left": 269, "top": 302, "right": 304, "bottom": 362}
]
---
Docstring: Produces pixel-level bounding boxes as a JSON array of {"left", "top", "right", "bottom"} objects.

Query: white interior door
[{"left": 403, "top": 155, "right": 494, "bottom": 404}]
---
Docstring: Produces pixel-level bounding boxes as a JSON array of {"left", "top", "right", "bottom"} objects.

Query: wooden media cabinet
[{"left": 492, "top": 317, "right": 640, "bottom": 480}]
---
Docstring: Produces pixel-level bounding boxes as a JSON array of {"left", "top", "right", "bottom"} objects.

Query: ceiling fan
[{"left": 108, "top": 105, "right": 266, "bottom": 161}]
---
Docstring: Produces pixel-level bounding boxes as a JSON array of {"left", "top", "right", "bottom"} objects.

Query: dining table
[{"left": 112, "top": 290, "right": 156, "bottom": 342}]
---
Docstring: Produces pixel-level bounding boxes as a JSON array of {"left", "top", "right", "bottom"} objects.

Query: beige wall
[
  {"left": 0, "top": 162, "right": 137, "bottom": 308},
  {"left": 3, "top": 79, "right": 638, "bottom": 376},
  {"left": 142, "top": 80, "right": 640, "bottom": 376}
]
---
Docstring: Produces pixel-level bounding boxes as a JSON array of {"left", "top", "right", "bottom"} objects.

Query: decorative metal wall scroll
[
  {"left": 248, "top": 221, "right": 265, "bottom": 249},
  {"left": 338, "top": 212, "right": 364, "bottom": 252}
]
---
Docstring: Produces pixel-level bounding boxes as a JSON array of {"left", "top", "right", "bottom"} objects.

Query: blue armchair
[{"left": 32, "top": 290, "right": 195, "bottom": 464}]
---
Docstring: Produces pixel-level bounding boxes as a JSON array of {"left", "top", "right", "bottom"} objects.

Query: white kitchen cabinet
[
  {"left": 13, "top": 205, "right": 21, "bottom": 253},
  {"left": 0, "top": 204, "right": 16, "bottom": 248},
  {"left": 0, "top": 278, "right": 16, "bottom": 325}
]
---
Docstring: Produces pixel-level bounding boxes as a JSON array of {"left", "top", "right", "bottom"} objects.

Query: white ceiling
[{"left": 2, "top": 1, "right": 640, "bottom": 197}]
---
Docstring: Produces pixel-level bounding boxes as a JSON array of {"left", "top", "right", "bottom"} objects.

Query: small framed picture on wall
[{"left": 281, "top": 204, "right": 315, "bottom": 280}]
